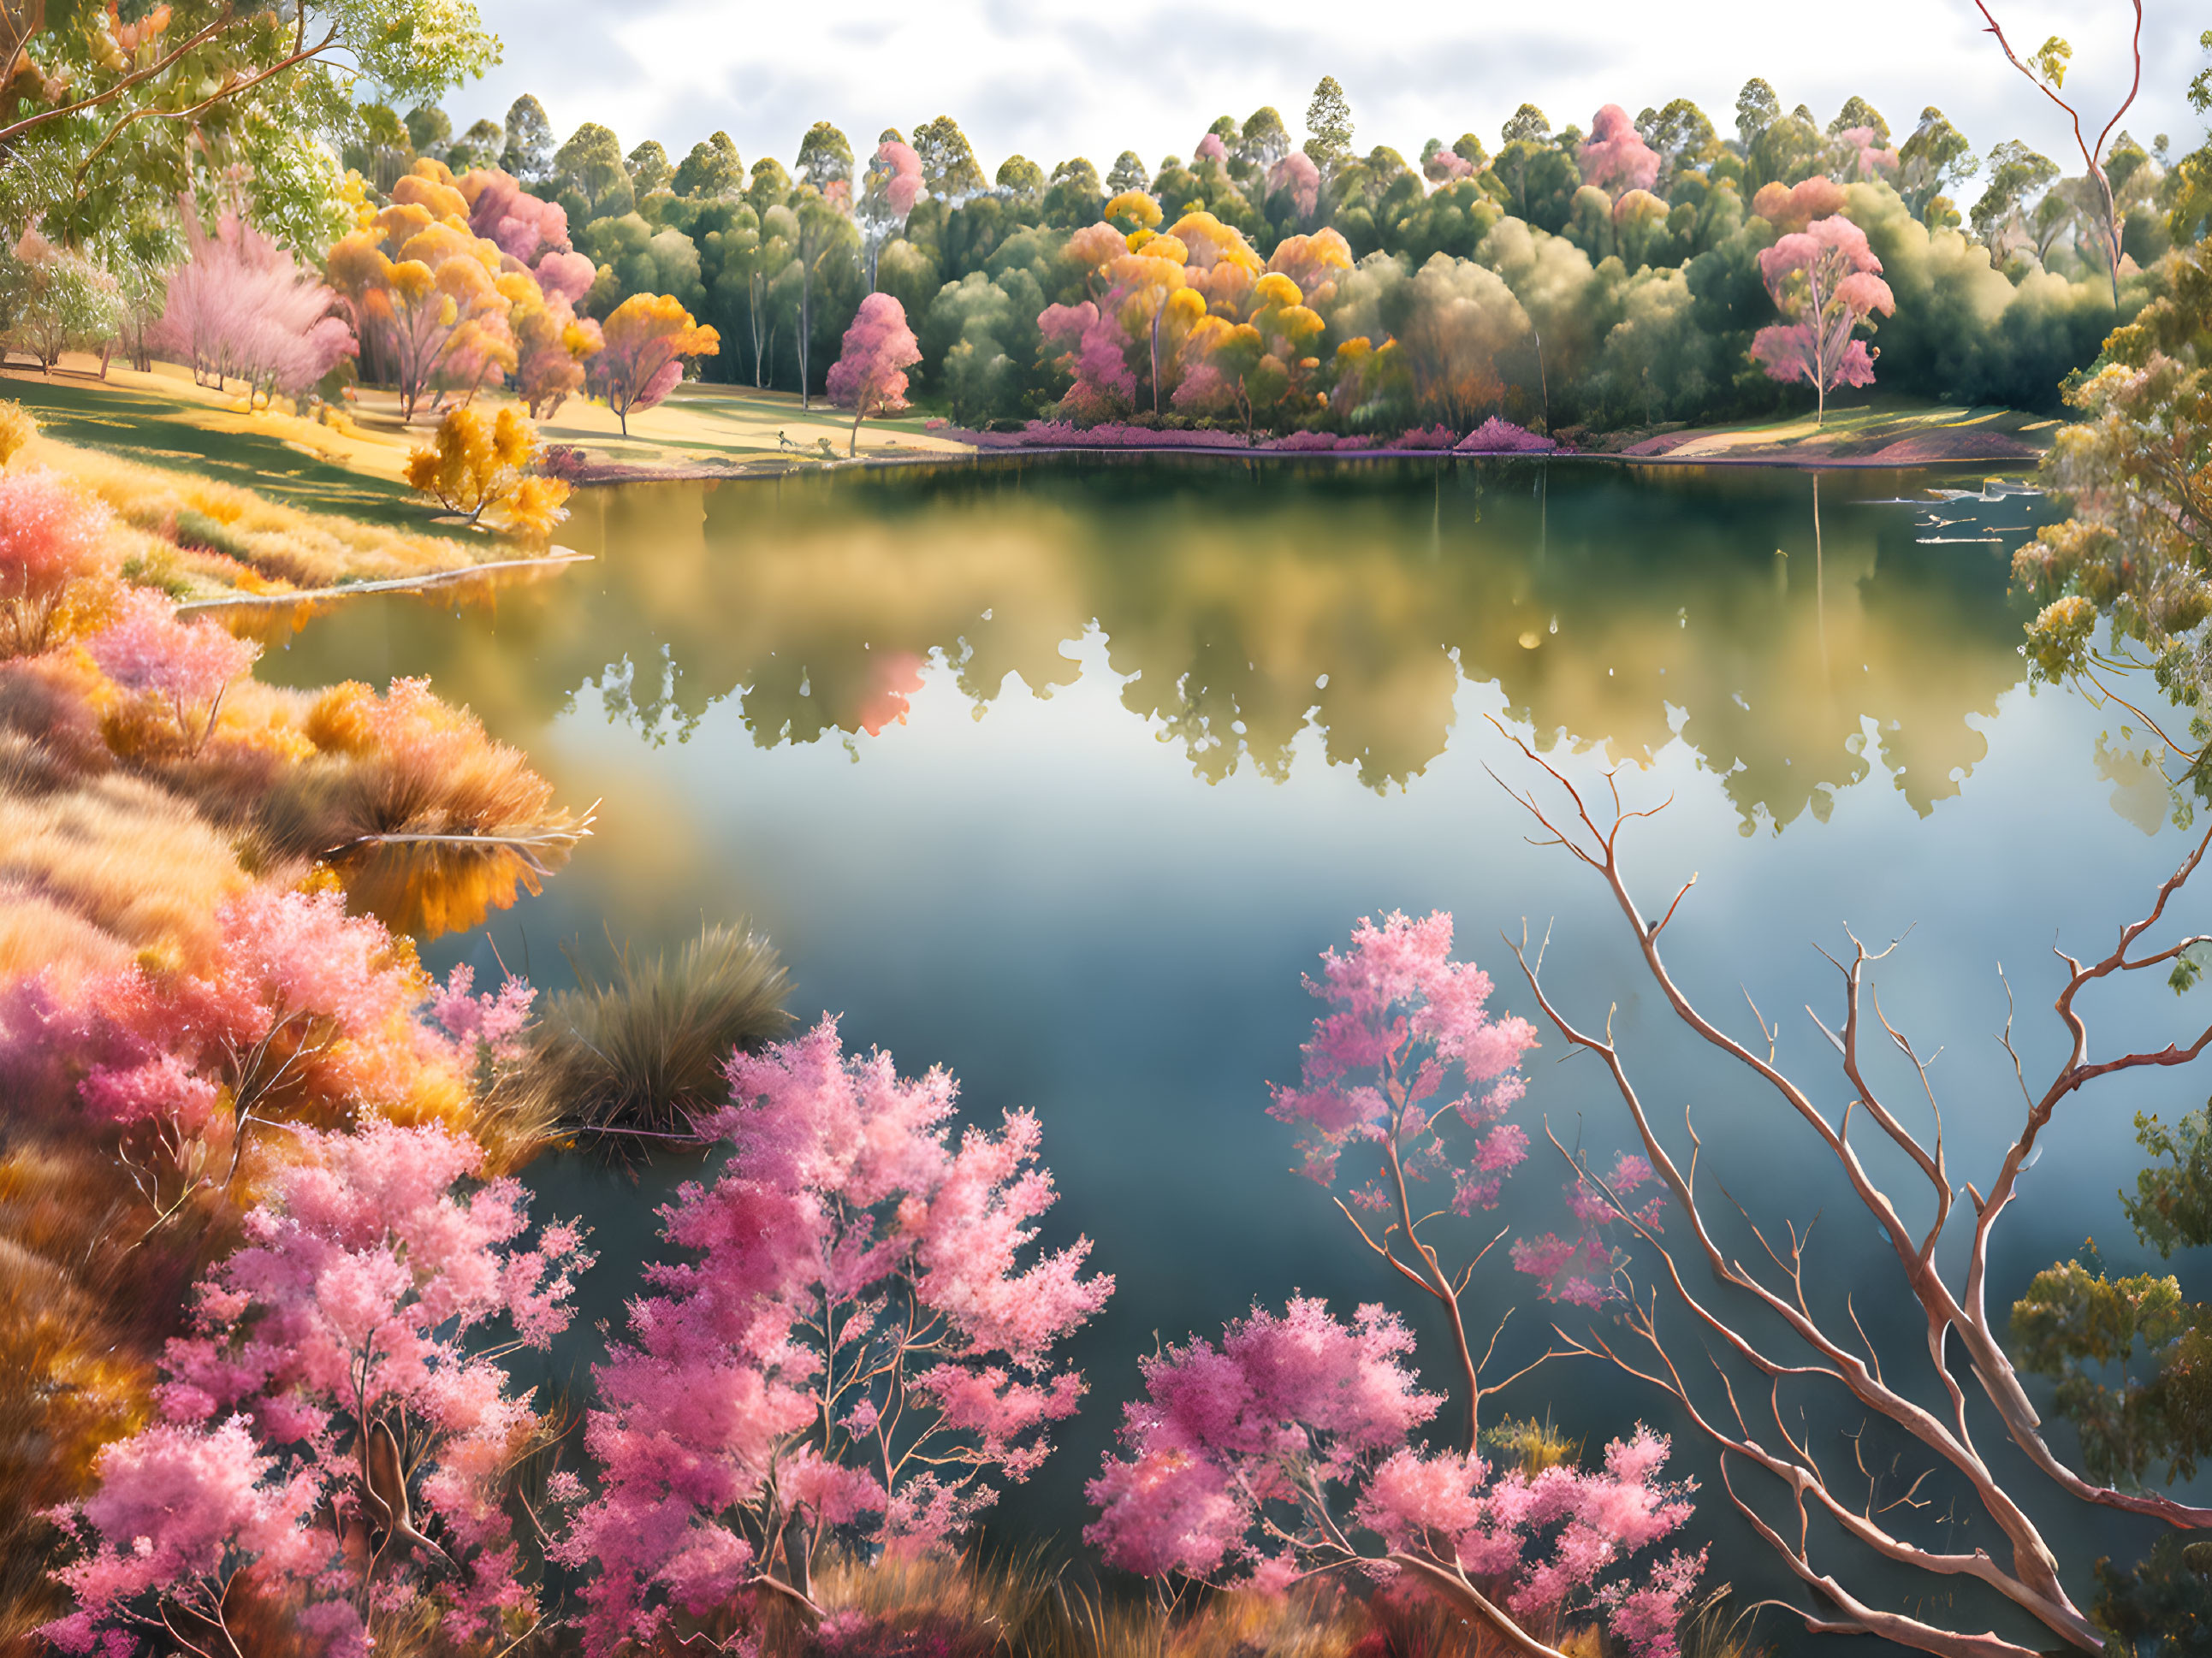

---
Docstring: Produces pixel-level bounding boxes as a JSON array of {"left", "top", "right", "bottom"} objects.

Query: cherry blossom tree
[
  {"left": 0, "top": 467, "right": 109, "bottom": 656},
  {"left": 1267, "top": 910, "right": 1544, "bottom": 1445},
  {"left": 1578, "top": 104, "right": 1661, "bottom": 196},
  {"left": 1748, "top": 216, "right": 1895, "bottom": 426},
  {"left": 1085, "top": 1296, "right": 1705, "bottom": 1658},
  {"left": 86, "top": 587, "right": 261, "bottom": 755},
  {"left": 824, "top": 293, "right": 922, "bottom": 456},
  {"left": 152, "top": 204, "right": 355, "bottom": 405},
  {"left": 559, "top": 1017, "right": 1112, "bottom": 1655},
  {"left": 43, "top": 1118, "right": 587, "bottom": 1656}
]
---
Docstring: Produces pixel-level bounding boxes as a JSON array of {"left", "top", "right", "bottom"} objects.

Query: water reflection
[{"left": 260, "top": 459, "right": 2048, "bottom": 833}]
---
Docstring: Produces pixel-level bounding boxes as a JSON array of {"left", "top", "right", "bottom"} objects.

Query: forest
[{"left": 5, "top": 3, "right": 2212, "bottom": 1658}]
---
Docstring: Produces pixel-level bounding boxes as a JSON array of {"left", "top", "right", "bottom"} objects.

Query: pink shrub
[
  {"left": 85, "top": 586, "right": 260, "bottom": 753},
  {"left": 1391, "top": 424, "right": 1461, "bottom": 450},
  {"left": 1456, "top": 417, "right": 1557, "bottom": 453},
  {"left": 560, "top": 1017, "right": 1112, "bottom": 1654},
  {"left": 0, "top": 470, "right": 110, "bottom": 655},
  {"left": 44, "top": 1117, "right": 587, "bottom": 1656},
  {"left": 1039, "top": 300, "right": 1136, "bottom": 422},
  {"left": 1087, "top": 1297, "right": 1705, "bottom": 1658}
]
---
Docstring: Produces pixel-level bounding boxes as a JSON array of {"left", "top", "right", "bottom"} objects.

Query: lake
[{"left": 262, "top": 456, "right": 2190, "bottom": 1633}]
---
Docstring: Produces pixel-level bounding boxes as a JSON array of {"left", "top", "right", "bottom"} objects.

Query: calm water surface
[{"left": 265, "top": 458, "right": 2192, "bottom": 1630}]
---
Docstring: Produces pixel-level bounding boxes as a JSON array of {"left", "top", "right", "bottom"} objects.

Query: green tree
[
  {"left": 1734, "top": 77, "right": 1780, "bottom": 151},
  {"left": 748, "top": 157, "right": 792, "bottom": 216},
  {"left": 1238, "top": 106, "right": 1289, "bottom": 169},
  {"left": 1972, "top": 139, "right": 2060, "bottom": 263},
  {"left": 1637, "top": 98, "right": 1717, "bottom": 190},
  {"left": 1303, "top": 75, "right": 1354, "bottom": 175},
  {"left": 503, "top": 94, "right": 556, "bottom": 184},
  {"left": 673, "top": 132, "right": 743, "bottom": 200},
  {"left": 0, "top": 0, "right": 497, "bottom": 183},
  {"left": 627, "top": 139, "right": 673, "bottom": 198},
  {"left": 1897, "top": 106, "right": 1977, "bottom": 219},
  {"left": 1826, "top": 95, "right": 1890, "bottom": 145},
  {"left": 1106, "top": 150, "right": 1148, "bottom": 193},
  {"left": 1043, "top": 157, "right": 1103, "bottom": 227},
  {"left": 796, "top": 120, "right": 854, "bottom": 192},
  {"left": 404, "top": 103, "right": 451, "bottom": 157},
  {"left": 452, "top": 116, "right": 504, "bottom": 172},
  {"left": 556, "top": 121, "right": 631, "bottom": 211},
  {"left": 1500, "top": 104, "right": 1550, "bottom": 147},
  {"left": 913, "top": 115, "right": 987, "bottom": 198},
  {"left": 995, "top": 154, "right": 1044, "bottom": 200}
]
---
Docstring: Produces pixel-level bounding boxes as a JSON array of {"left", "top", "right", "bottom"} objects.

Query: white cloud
[{"left": 450, "top": 0, "right": 2205, "bottom": 189}]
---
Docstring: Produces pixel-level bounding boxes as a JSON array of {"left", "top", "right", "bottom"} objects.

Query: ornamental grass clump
[{"left": 531, "top": 921, "right": 792, "bottom": 1138}]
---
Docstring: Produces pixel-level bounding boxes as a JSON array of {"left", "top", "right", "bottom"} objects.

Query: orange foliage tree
[
  {"left": 325, "top": 163, "right": 536, "bottom": 419},
  {"left": 586, "top": 293, "right": 719, "bottom": 436}
]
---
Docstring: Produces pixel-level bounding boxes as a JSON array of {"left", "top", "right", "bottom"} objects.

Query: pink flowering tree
[
  {"left": 1267, "top": 911, "right": 1543, "bottom": 1445},
  {"left": 1038, "top": 299, "right": 1138, "bottom": 423},
  {"left": 152, "top": 204, "right": 356, "bottom": 405},
  {"left": 85, "top": 586, "right": 262, "bottom": 755},
  {"left": 43, "top": 1118, "right": 589, "bottom": 1657},
  {"left": 1511, "top": 1152, "right": 1669, "bottom": 1307},
  {"left": 1085, "top": 1297, "right": 1705, "bottom": 1658},
  {"left": 1748, "top": 215, "right": 1896, "bottom": 426},
  {"left": 1578, "top": 105, "right": 1661, "bottom": 196},
  {"left": 824, "top": 293, "right": 922, "bottom": 457},
  {"left": 0, "top": 469, "right": 110, "bottom": 656},
  {"left": 1268, "top": 151, "right": 1322, "bottom": 221},
  {"left": 559, "top": 1017, "right": 1112, "bottom": 1655}
]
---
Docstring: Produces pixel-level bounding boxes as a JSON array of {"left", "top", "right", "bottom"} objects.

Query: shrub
[
  {"left": 0, "top": 471, "right": 110, "bottom": 657},
  {"left": 0, "top": 400, "right": 34, "bottom": 467},
  {"left": 84, "top": 588, "right": 261, "bottom": 755}
]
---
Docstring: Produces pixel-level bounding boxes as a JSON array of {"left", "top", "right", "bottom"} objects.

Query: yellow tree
[
  {"left": 405, "top": 404, "right": 572, "bottom": 536},
  {"left": 325, "top": 165, "right": 532, "bottom": 418},
  {"left": 588, "top": 293, "right": 719, "bottom": 435},
  {"left": 1182, "top": 270, "right": 1325, "bottom": 441}
]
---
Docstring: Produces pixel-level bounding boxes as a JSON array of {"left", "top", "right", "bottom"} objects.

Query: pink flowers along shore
[{"left": 926, "top": 416, "right": 1562, "bottom": 454}]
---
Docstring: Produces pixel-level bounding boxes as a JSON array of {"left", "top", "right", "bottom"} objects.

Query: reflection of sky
[{"left": 272, "top": 468, "right": 2197, "bottom": 1622}]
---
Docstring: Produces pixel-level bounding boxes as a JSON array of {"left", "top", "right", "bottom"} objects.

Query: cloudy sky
[{"left": 451, "top": 0, "right": 2205, "bottom": 185}]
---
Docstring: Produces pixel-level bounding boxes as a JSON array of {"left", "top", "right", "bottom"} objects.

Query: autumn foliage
[
  {"left": 404, "top": 402, "right": 572, "bottom": 535},
  {"left": 587, "top": 291, "right": 721, "bottom": 435}
]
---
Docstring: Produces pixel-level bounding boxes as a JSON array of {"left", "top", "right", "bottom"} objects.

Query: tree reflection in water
[{"left": 265, "top": 457, "right": 2052, "bottom": 835}]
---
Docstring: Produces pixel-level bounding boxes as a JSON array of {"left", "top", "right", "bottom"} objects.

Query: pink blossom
[
  {"left": 152, "top": 202, "right": 356, "bottom": 399},
  {"left": 46, "top": 1119, "right": 583, "bottom": 1651},
  {"left": 0, "top": 471, "right": 111, "bottom": 655},
  {"left": 85, "top": 587, "right": 259, "bottom": 754},
  {"left": 1268, "top": 912, "right": 1539, "bottom": 1213},
  {"left": 1456, "top": 417, "right": 1557, "bottom": 453},
  {"left": 1088, "top": 1300, "right": 1700, "bottom": 1648},
  {"left": 1268, "top": 151, "right": 1321, "bottom": 218},
  {"left": 429, "top": 962, "right": 536, "bottom": 1061},
  {"left": 562, "top": 1018, "right": 1110, "bottom": 1654},
  {"left": 1578, "top": 105, "right": 1661, "bottom": 195},
  {"left": 825, "top": 293, "right": 923, "bottom": 444},
  {"left": 1749, "top": 216, "right": 1895, "bottom": 423}
]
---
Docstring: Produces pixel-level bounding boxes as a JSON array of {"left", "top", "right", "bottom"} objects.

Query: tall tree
[
  {"left": 626, "top": 139, "right": 673, "bottom": 198},
  {"left": 1974, "top": 0, "right": 2146, "bottom": 302},
  {"left": 1749, "top": 214, "right": 1895, "bottom": 423},
  {"left": 912, "top": 115, "right": 987, "bottom": 198},
  {"left": 673, "top": 131, "right": 743, "bottom": 199},
  {"left": 555, "top": 122, "right": 631, "bottom": 215},
  {"left": 1237, "top": 106, "right": 1290, "bottom": 169},
  {"left": 1735, "top": 77, "right": 1781, "bottom": 150},
  {"left": 796, "top": 120, "right": 855, "bottom": 194},
  {"left": 1972, "top": 139, "right": 2061, "bottom": 262},
  {"left": 1304, "top": 75, "right": 1354, "bottom": 176},
  {"left": 502, "top": 94, "right": 557, "bottom": 185}
]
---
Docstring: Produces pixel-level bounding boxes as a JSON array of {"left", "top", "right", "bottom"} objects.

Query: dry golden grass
[
  {"left": 18, "top": 432, "right": 495, "bottom": 596},
  {"left": 0, "top": 773, "right": 252, "bottom": 969}
]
